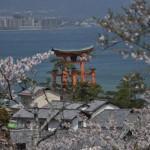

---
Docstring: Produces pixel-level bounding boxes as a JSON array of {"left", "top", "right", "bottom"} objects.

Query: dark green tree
[
  {"left": 111, "top": 72, "right": 146, "bottom": 108},
  {"left": 72, "top": 82, "right": 103, "bottom": 102},
  {"left": 0, "top": 108, "right": 10, "bottom": 125}
]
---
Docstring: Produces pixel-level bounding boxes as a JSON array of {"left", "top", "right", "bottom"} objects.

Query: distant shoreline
[
  {"left": 0, "top": 29, "right": 55, "bottom": 32},
  {"left": 0, "top": 26, "right": 95, "bottom": 32}
]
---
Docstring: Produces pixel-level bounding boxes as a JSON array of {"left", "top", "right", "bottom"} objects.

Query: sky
[{"left": 0, "top": 0, "right": 131, "bottom": 18}]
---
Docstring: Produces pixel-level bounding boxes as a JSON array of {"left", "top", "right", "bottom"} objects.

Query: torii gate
[{"left": 51, "top": 45, "right": 96, "bottom": 90}]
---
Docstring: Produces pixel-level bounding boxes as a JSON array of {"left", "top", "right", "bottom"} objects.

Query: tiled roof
[
  {"left": 38, "top": 109, "right": 59, "bottom": 119},
  {"left": 92, "top": 109, "right": 138, "bottom": 128},
  {"left": 83, "top": 100, "right": 107, "bottom": 112},
  {"left": 13, "top": 109, "right": 34, "bottom": 118},
  {"left": 19, "top": 86, "right": 44, "bottom": 96},
  {"left": 55, "top": 110, "right": 79, "bottom": 121},
  {"left": 12, "top": 108, "right": 59, "bottom": 119},
  {"left": 12, "top": 100, "right": 118, "bottom": 122}
]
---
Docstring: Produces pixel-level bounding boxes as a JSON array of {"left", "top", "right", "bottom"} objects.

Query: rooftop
[
  {"left": 82, "top": 100, "right": 107, "bottom": 113},
  {"left": 19, "top": 86, "right": 44, "bottom": 96},
  {"left": 12, "top": 100, "right": 119, "bottom": 122},
  {"left": 52, "top": 45, "right": 94, "bottom": 57},
  {"left": 92, "top": 109, "right": 139, "bottom": 128},
  {"left": 55, "top": 109, "right": 79, "bottom": 121},
  {"left": 12, "top": 108, "right": 59, "bottom": 119}
]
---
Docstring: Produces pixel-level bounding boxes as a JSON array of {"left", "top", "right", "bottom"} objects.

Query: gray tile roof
[
  {"left": 38, "top": 109, "right": 59, "bottom": 119},
  {"left": 12, "top": 100, "right": 116, "bottom": 122},
  {"left": 12, "top": 108, "right": 59, "bottom": 119},
  {"left": 43, "top": 101, "right": 83, "bottom": 110},
  {"left": 13, "top": 109, "right": 34, "bottom": 119},
  {"left": 19, "top": 86, "right": 44, "bottom": 96},
  {"left": 83, "top": 100, "right": 107, "bottom": 112},
  {"left": 49, "top": 101, "right": 70, "bottom": 109},
  {"left": 65, "top": 103, "right": 83, "bottom": 110},
  {"left": 92, "top": 109, "right": 131, "bottom": 128},
  {"left": 55, "top": 110, "right": 79, "bottom": 121}
]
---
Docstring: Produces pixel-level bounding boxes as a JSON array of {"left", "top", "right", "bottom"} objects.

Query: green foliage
[
  {"left": 72, "top": 82, "right": 103, "bottom": 102},
  {"left": 118, "top": 72, "right": 145, "bottom": 95},
  {"left": 111, "top": 72, "right": 146, "bottom": 108},
  {"left": 0, "top": 108, "right": 10, "bottom": 125},
  {"left": 112, "top": 89, "right": 144, "bottom": 108}
]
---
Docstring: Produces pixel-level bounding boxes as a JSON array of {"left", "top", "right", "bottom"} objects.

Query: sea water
[{"left": 0, "top": 27, "right": 149, "bottom": 90}]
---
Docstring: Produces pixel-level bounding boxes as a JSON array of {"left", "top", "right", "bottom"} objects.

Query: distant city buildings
[
  {"left": 0, "top": 14, "right": 64, "bottom": 30},
  {"left": 0, "top": 13, "right": 97, "bottom": 30}
]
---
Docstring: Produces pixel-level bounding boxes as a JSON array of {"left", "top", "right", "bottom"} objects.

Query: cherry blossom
[
  {"left": 38, "top": 108, "right": 150, "bottom": 150},
  {"left": 98, "top": 0, "right": 150, "bottom": 64},
  {"left": 0, "top": 50, "right": 54, "bottom": 100}
]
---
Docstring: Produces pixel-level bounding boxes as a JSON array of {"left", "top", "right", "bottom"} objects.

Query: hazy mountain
[{"left": 0, "top": 0, "right": 131, "bottom": 18}]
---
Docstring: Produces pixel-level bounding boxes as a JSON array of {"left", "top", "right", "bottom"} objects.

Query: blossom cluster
[
  {"left": 79, "top": 53, "right": 92, "bottom": 61},
  {"left": 38, "top": 108, "right": 150, "bottom": 150},
  {"left": 0, "top": 50, "right": 53, "bottom": 96},
  {"left": 98, "top": 0, "right": 150, "bottom": 64},
  {"left": 120, "top": 50, "right": 150, "bottom": 64}
]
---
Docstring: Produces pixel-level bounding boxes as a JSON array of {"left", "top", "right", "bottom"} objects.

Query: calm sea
[{"left": 0, "top": 27, "right": 149, "bottom": 90}]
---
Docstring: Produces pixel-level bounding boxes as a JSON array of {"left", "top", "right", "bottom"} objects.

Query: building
[
  {"left": 11, "top": 100, "right": 119, "bottom": 131},
  {"left": 10, "top": 99, "right": 119, "bottom": 149},
  {"left": 19, "top": 86, "right": 60, "bottom": 108},
  {"left": 80, "top": 100, "right": 119, "bottom": 119},
  {"left": 91, "top": 109, "right": 139, "bottom": 131},
  {"left": 41, "top": 17, "right": 62, "bottom": 29}
]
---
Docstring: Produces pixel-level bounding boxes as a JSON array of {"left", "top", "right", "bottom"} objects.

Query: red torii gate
[{"left": 51, "top": 45, "right": 96, "bottom": 90}]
